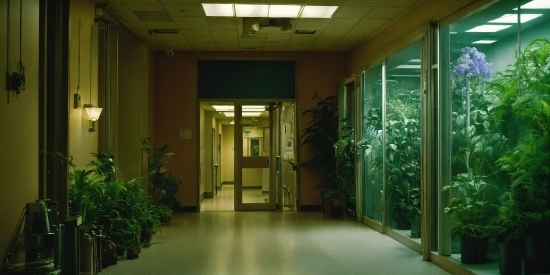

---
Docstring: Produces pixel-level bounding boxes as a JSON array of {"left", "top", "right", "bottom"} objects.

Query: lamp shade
[{"left": 85, "top": 106, "right": 103, "bottom": 121}]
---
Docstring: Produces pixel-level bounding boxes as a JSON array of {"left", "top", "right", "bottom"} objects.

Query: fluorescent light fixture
[
  {"left": 408, "top": 59, "right": 421, "bottom": 63},
  {"left": 450, "top": 31, "right": 458, "bottom": 34},
  {"left": 268, "top": 5, "right": 302, "bottom": 18},
  {"left": 243, "top": 105, "right": 266, "bottom": 110},
  {"left": 515, "top": 0, "right": 550, "bottom": 9},
  {"left": 300, "top": 6, "right": 338, "bottom": 18},
  {"left": 466, "top": 24, "right": 512, "bottom": 32},
  {"left": 395, "top": 65, "right": 421, "bottom": 69},
  {"left": 489, "top": 14, "right": 542, "bottom": 23},
  {"left": 472, "top": 39, "right": 497, "bottom": 44},
  {"left": 235, "top": 4, "right": 268, "bottom": 17},
  {"left": 223, "top": 112, "right": 262, "bottom": 117},
  {"left": 202, "top": 4, "right": 234, "bottom": 17},
  {"left": 212, "top": 105, "right": 234, "bottom": 111}
]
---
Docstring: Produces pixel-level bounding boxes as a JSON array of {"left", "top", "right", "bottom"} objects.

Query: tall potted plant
[
  {"left": 300, "top": 91, "right": 339, "bottom": 215},
  {"left": 493, "top": 38, "right": 550, "bottom": 275}
]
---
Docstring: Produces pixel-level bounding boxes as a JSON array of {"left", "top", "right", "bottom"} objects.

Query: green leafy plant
[
  {"left": 493, "top": 39, "right": 550, "bottom": 228},
  {"left": 443, "top": 173, "right": 497, "bottom": 238},
  {"left": 300, "top": 91, "right": 339, "bottom": 199},
  {"left": 141, "top": 137, "right": 183, "bottom": 212}
]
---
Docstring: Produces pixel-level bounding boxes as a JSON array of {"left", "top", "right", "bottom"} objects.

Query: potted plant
[
  {"left": 491, "top": 38, "right": 550, "bottom": 274},
  {"left": 141, "top": 137, "right": 183, "bottom": 212},
  {"left": 334, "top": 117, "right": 356, "bottom": 218},
  {"left": 300, "top": 91, "right": 339, "bottom": 214}
]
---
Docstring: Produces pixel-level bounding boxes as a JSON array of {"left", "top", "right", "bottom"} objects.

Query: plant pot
[
  {"left": 396, "top": 214, "right": 411, "bottom": 230},
  {"left": 460, "top": 235, "right": 488, "bottom": 264},
  {"left": 141, "top": 229, "right": 153, "bottom": 244},
  {"left": 523, "top": 223, "right": 550, "bottom": 275},
  {"left": 322, "top": 197, "right": 330, "bottom": 215},
  {"left": 410, "top": 219, "right": 421, "bottom": 238},
  {"left": 328, "top": 195, "right": 342, "bottom": 218},
  {"left": 126, "top": 246, "right": 139, "bottom": 260},
  {"left": 498, "top": 239, "right": 523, "bottom": 275},
  {"left": 102, "top": 240, "right": 117, "bottom": 267}
]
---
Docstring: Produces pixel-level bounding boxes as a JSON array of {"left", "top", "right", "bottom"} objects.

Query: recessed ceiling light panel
[
  {"left": 300, "top": 6, "right": 338, "bottom": 18},
  {"left": 202, "top": 3, "right": 234, "bottom": 17},
  {"left": 489, "top": 14, "right": 542, "bottom": 23},
  {"left": 235, "top": 4, "right": 268, "bottom": 17},
  {"left": 268, "top": 5, "right": 302, "bottom": 18},
  {"left": 515, "top": 0, "right": 550, "bottom": 9},
  {"left": 466, "top": 24, "right": 512, "bottom": 32},
  {"left": 472, "top": 39, "right": 497, "bottom": 44}
]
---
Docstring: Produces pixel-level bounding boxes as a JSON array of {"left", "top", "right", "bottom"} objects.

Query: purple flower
[{"left": 453, "top": 47, "right": 493, "bottom": 82}]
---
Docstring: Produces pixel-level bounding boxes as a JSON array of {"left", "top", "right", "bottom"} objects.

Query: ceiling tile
[
  {"left": 158, "top": 0, "right": 199, "bottom": 4},
  {"left": 212, "top": 31, "right": 239, "bottom": 42},
  {"left": 188, "top": 40, "right": 216, "bottom": 47},
  {"left": 266, "top": 33, "right": 291, "bottom": 43},
  {"left": 263, "top": 42, "right": 288, "bottom": 51},
  {"left": 335, "top": 6, "right": 373, "bottom": 18},
  {"left": 294, "top": 18, "right": 331, "bottom": 30},
  {"left": 285, "top": 43, "right": 312, "bottom": 51},
  {"left": 207, "top": 17, "right": 238, "bottom": 30},
  {"left": 134, "top": 21, "right": 149, "bottom": 29},
  {"left": 164, "top": 41, "right": 191, "bottom": 48},
  {"left": 158, "top": 34, "right": 186, "bottom": 42},
  {"left": 173, "top": 17, "right": 209, "bottom": 30},
  {"left": 186, "top": 36, "right": 215, "bottom": 43},
  {"left": 124, "top": 0, "right": 160, "bottom": 4},
  {"left": 289, "top": 36, "right": 317, "bottom": 44},
  {"left": 376, "top": 0, "right": 418, "bottom": 7},
  {"left": 126, "top": 4, "right": 164, "bottom": 11},
  {"left": 309, "top": 42, "right": 336, "bottom": 51},
  {"left": 163, "top": 4, "right": 203, "bottom": 17},
  {"left": 192, "top": 45, "right": 218, "bottom": 51},
  {"left": 354, "top": 18, "right": 389, "bottom": 30},
  {"left": 321, "top": 29, "right": 349, "bottom": 37},
  {"left": 145, "top": 22, "right": 177, "bottom": 29},
  {"left": 215, "top": 43, "right": 240, "bottom": 51},
  {"left": 180, "top": 30, "right": 210, "bottom": 36},
  {"left": 112, "top": 4, "right": 142, "bottom": 21},
  {"left": 365, "top": 7, "right": 406, "bottom": 19},
  {"left": 326, "top": 18, "right": 360, "bottom": 30},
  {"left": 344, "top": 0, "right": 380, "bottom": 6},
  {"left": 305, "top": 0, "right": 347, "bottom": 5}
]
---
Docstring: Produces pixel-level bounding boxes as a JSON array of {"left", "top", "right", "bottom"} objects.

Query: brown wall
[
  {"left": 0, "top": 0, "right": 41, "bottom": 261},
  {"left": 155, "top": 51, "right": 346, "bottom": 208}
]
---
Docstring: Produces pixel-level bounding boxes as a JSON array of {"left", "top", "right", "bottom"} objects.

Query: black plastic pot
[
  {"left": 523, "top": 223, "right": 550, "bottom": 275},
  {"left": 498, "top": 239, "right": 522, "bottom": 275},
  {"left": 460, "top": 235, "right": 488, "bottom": 264},
  {"left": 126, "top": 246, "right": 139, "bottom": 260},
  {"left": 410, "top": 219, "right": 421, "bottom": 238},
  {"left": 396, "top": 214, "right": 411, "bottom": 230}
]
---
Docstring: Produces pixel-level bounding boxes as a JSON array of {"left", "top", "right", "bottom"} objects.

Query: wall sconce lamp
[{"left": 84, "top": 104, "right": 103, "bottom": 132}]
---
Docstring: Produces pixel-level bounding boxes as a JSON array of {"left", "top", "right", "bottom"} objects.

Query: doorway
[{"left": 199, "top": 101, "right": 296, "bottom": 211}]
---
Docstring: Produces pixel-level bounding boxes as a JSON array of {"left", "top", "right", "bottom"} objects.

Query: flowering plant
[{"left": 454, "top": 47, "right": 493, "bottom": 82}]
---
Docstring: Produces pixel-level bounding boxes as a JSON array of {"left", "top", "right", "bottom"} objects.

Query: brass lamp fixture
[{"left": 84, "top": 104, "right": 102, "bottom": 132}]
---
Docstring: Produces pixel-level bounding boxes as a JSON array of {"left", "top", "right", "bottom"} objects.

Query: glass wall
[
  {"left": 438, "top": 0, "right": 550, "bottom": 273},
  {"left": 360, "top": 63, "right": 383, "bottom": 223},
  {"left": 360, "top": 42, "right": 422, "bottom": 241}
]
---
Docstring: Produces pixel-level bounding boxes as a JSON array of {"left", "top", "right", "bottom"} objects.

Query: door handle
[{"left": 265, "top": 158, "right": 269, "bottom": 164}]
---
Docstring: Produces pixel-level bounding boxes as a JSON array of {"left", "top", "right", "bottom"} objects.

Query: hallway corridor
[{"left": 100, "top": 211, "right": 449, "bottom": 275}]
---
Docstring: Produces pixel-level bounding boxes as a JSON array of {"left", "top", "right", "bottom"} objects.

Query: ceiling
[{"left": 105, "top": 0, "right": 424, "bottom": 52}]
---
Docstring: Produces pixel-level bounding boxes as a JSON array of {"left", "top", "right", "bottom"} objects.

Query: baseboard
[
  {"left": 180, "top": 206, "right": 197, "bottom": 212},
  {"left": 223, "top": 181, "right": 234, "bottom": 185},
  {"left": 299, "top": 205, "right": 322, "bottom": 211},
  {"left": 203, "top": 191, "right": 213, "bottom": 199},
  {"left": 217, "top": 185, "right": 222, "bottom": 190},
  {"left": 242, "top": 186, "right": 261, "bottom": 189}
]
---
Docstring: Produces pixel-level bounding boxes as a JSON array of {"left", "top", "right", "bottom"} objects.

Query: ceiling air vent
[
  {"left": 134, "top": 11, "right": 171, "bottom": 22},
  {"left": 148, "top": 29, "right": 179, "bottom": 35},
  {"left": 294, "top": 30, "right": 316, "bottom": 34}
]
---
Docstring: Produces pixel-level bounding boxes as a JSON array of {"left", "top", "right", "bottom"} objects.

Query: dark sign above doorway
[{"left": 197, "top": 60, "right": 296, "bottom": 99}]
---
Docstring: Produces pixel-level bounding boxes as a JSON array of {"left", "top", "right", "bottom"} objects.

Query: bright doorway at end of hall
[{"left": 199, "top": 102, "right": 297, "bottom": 211}]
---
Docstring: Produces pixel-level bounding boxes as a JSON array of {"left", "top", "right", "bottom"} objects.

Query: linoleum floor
[{"left": 100, "top": 186, "right": 450, "bottom": 275}]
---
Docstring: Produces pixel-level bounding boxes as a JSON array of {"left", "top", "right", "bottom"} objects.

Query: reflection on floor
[
  {"left": 201, "top": 184, "right": 235, "bottom": 211},
  {"left": 201, "top": 184, "right": 270, "bottom": 211},
  {"left": 100, "top": 211, "right": 450, "bottom": 275}
]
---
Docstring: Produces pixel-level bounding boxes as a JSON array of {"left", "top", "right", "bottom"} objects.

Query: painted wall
[
  {"left": 0, "top": 0, "right": 41, "bottom": 261},
  {"left": 67, "top": 0, "right": 101, "bottom": 169},
  {"left": 221, "top": 124, "right": 235, "bottom": 184},
  {"left": 155, "top": 51, "right": 346, "bottom": 208}
]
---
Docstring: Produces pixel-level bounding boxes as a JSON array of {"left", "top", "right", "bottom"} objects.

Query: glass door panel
[
  {"left": 236, "top": 102, "right": 276, "bottom": 210},
  {"left": 385, "top": 42, "right": 422, "bottom": 240},
  {"left": 360, "top": 64, "right": 384, "bottom": 224}
]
